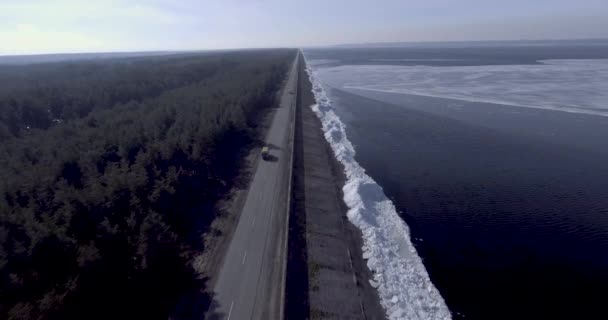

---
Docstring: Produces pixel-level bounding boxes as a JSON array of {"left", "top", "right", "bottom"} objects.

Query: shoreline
[{"left": 285, "top": 53, "right": 385, "bottom": 319}]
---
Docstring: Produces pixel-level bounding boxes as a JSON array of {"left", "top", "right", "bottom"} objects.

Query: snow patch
[{"left": 305, "top": 61, "right": 452, "bottom": 320}]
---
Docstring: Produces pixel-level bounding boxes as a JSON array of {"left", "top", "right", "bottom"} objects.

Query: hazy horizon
[
  {"left": 1, "top": 0, "right": 608, "bottom": 55},
  {"left": 2, "top": 38, "right": 608, "bottom": 59}
]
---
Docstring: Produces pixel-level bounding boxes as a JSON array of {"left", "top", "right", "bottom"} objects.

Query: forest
[{"left": 0, "top": 49, "right": 295, "bottom": 319}]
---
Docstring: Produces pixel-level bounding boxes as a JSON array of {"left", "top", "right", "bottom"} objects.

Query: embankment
[{"left": 285, "top": 52, "right": 385, "bottom": 319}]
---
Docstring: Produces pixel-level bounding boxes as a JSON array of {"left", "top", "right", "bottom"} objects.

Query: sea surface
[{"left": 304, "top": 41, "right": 608, "bottom": 320}]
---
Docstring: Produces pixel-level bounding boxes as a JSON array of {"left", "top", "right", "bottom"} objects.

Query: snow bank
[{"left": 304, "top": 62, "right": 452, "bottom": 319}]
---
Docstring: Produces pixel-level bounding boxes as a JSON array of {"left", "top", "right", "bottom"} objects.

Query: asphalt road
[{"left": 206, "top": 53, "right": 299, "bottom": 320}]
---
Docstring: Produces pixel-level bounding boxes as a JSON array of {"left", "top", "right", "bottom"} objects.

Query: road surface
[{"left": 206, "top": 53, "right": 299, "bottom": 320}]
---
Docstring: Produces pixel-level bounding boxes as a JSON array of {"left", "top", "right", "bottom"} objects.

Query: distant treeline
[{"left": 0, "top": 49, "right": 295, "bottom": 319}]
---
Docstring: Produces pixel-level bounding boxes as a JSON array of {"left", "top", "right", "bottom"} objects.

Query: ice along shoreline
[{"left": 304, "top": 57, "right": 452, "bottom": 320}]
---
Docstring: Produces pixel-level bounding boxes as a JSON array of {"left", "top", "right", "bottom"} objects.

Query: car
[{"left": 261, "top": 146, "right": 270, "bottom": 160}]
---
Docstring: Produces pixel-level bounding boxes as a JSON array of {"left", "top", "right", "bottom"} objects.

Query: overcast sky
[{"left": 1, "top": 0, "right": 608, "bottom": 55}]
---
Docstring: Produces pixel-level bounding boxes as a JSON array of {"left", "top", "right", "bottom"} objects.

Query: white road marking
[
  {"left": 242, "top": 251, "right": 247, "bottom": 265},
  {"left": 252, "top": 216, "right": 256, "bottom": 226},
  {"left": 227, "top": 301, "right": 234, "bottom": 320}
]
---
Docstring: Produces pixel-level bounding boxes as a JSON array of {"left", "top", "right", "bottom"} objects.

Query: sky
[{"left": 1, "top": 0, "right": 608, "bottom": 55}]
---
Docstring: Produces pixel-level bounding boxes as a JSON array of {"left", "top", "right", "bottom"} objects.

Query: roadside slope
[{"left": 286, "top": 52, "right": 385, "bottom": 319}]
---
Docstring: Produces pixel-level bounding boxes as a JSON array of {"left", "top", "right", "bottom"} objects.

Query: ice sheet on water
[
  {"left": 314, "top": 59, "right": 608, "bottom": 117},
  {"left": 306, "top": 58, "right": 340, "bottom": 67},
  {"left": 305, "top": 59, "right": 452, "bottom": 320}
]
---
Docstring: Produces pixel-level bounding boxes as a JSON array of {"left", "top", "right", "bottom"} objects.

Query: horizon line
[{"left": 2, "top": 38, "right": 608, "bottom": 57}]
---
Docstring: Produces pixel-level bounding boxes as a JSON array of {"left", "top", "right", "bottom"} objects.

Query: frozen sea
[{"left": 304, "top": 41, "right": 608, "bottom": 320}]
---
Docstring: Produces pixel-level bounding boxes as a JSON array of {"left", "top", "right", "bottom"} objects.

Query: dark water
[{"left": 306, "top": 43, "right": 608, "bottom": 319}]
